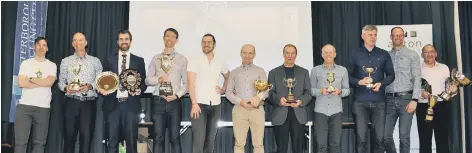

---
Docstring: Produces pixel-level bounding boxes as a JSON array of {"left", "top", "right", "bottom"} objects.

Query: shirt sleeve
[
  {"left": 187, "top": 58, "right": 197, "bottom": 73},
  {"left": 221, "top": 60, "right": 229, "bottom": 74},
  {"left": 18, "top": 60, "right": 28, "bottom": 76},
  {"left": 310, "top": 67, "right": 322, "bottom": 97},
  {"left": 58, "top": 58, "right": 68, "bottom": 92},
  {"left": 225, "top": 70, "right": 242, "bottom": 105},
  {"left": 256, "top": 68, "right": 269, "bottom": 100}
]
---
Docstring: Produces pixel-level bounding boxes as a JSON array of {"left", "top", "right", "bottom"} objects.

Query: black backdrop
[{"left": 2, "top": 1, "right": 471, "bottom": 153}]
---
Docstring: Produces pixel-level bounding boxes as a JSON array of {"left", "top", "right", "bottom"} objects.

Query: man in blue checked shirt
[
  {"left": 347, "top": 25, "right": 395, "bottom": 153},
  {"left": 310, "top": 44, "right": 350, "bottom": 153}
]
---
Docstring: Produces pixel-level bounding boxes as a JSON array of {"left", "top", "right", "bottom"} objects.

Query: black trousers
[
  {"left": 107, "top": 100, "right": 139, "bottom": 153},
  {"left": 63, "top": 98, "right": 96, "bottom": 153},
  {"left": 416, "top": 102, "right": 450, "bottom": 153},
  {"left": 152, "top": 97, "right": 182, "bottom": 153},
  {"left": 274, "top": 107, "right": 305, "bottom": 153}
]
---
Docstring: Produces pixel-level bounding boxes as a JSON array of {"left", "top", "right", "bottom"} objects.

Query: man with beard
[
  {"left": 15, "top": 37, "right": 56, "bottom": 153},
  {"left": 384, "top": 27, "right": 421, "bottom": 153},
  {"left": 145, "top": 28, "right": 187, "bottom": 153},
  {"left": 100, "top": 30, "right": 147, "bottom": 153},
  {"left": 187, "top": 33, "right": 230, "bottom": 153},
  {"left": 58, "top": 32, "right": 103, "bottom": 153}
]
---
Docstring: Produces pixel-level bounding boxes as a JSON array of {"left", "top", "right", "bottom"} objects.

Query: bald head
[
  {"left": 241, "top": 44, "right": 256, "bottom": 65},
  {"left": 322, "top": 44, "right": 336, "bottom": 53},
  {"left": 422, "top": 44, "right": 437, "bottom": 65},
  {"left": 321, "top": 44, "right": 336, "bottom": 65}
]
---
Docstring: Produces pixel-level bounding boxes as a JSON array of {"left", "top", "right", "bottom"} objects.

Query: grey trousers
[
  {"left": 384, "top": 94, "right": 413, "bottom": 153},
  {"left": 14, "top": 104, "right": 50, "bottom": 153},
  {"left": 191, "top": 104, "right": 221, "bottom": 153},
  {"left": 314, "top": 112, "right": 342, "bottom": 153}
]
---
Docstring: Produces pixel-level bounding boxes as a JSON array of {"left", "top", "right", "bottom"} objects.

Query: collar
[
  {"left": 73, "top": 52, "right": 88, "bottom": 59},
  {"left": 161, "top": 49, "right": 177, "bottom": 57},
  {"left": 422, "top": 61, "right": 440, "bottom": 68},
  {"left": 322, "top": 63, "right": 337, "bottom": 69},
  {"left": 119, "top": 50, "right": 131, "bottom": 57},
  {"left": 391, "top": 46, "right": 404, "bottom": 52},
  {"left": 241, "top": 63, "right": 254, "bottom": 68},
  {"left": 362, "top": 45, "right": 377, "bottom": 53}
]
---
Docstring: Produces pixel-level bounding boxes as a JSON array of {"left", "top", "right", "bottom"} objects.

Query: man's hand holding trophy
[
  {"left": 158, "top": 55, "right": 175, "bottom": 101},
  {"left": 250, "top": 79, "right": 272, "bottom": 109},
  {"left": 67, "top": 64, "right": 89, "bottom": 96}
]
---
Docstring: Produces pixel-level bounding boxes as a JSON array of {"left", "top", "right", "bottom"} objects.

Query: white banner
[{"left": 376, "top": 24, "right": 434, "bottom": 153}]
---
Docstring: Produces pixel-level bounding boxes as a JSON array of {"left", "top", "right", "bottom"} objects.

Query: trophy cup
[
  {"left": 251, "top": 79, "right": 273, "bottom": 108},
  {"left": 362, "top": 66, "right": 377, "bottom": 89},
  {"left": 425, "top": 95, "right": 438, "bottom": 122},
  {"left": 158, "top": 55, "right": 174, "bottom": 97},
  {"left": 68, "top": 64, "right": 82, "bottom": 91},
  {"left": 326, "top": 72, "right": 336, "bottom": 93},
  {"left": 452, "top": 68, "right": 471, "bottom": 86},
  {"left": 283, "top": 78, "right": 297, "bottom": 103},
  {"left": 438, "top": 78, "right": 458, "bottom": 101}
]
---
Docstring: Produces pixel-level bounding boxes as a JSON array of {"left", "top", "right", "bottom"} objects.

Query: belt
[
  {"left": 386, "top": 90, "right": 413, "bottom": 97},
  {"left": 66, "top": 95, "right": 96, "bottom": 101},
  {"left": 117, "top": 97, "right": 128, "bottom": 102}
]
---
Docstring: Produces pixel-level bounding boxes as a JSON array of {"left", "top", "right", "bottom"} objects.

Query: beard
[{"left": 119, "top": 44, "right": 130, "bottom": 51}]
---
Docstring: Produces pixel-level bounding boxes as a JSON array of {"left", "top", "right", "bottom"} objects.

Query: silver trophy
[{"left": 158, "top": 55, "right": 174, "bottom": 96}]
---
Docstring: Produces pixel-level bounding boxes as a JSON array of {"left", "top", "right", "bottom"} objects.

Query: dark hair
[
  {"left": 34, "top": 37, "right": 48, "bottom": 45},
  {"left": 283, "top": 44, "right": 297, "bottom": 54},
  {"left": 202, "top": 33, "right": 216, "bottom": 44},
  {"left": 164, "top": 28, "right": 179, "bottom": 39},
  {"left": 117, "top": 29, "right": 133, "bottom": 40},
  {"left": 390, "top": 27, "right": 404, "bottom": 35}
]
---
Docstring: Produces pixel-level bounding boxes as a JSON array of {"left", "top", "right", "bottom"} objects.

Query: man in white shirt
[
  {"left": 187, "top": 33, "right": 230, "bottom": 153},
  {"left": 416, "top": 44, "right": 452, "bottom": 153},
  {"left": 15, "top": 37, "right": 57, "bottom": 153}
]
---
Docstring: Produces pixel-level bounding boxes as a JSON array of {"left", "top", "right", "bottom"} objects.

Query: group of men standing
[{"left": 14, "top": 24, "right": 454, "bottom": 153}]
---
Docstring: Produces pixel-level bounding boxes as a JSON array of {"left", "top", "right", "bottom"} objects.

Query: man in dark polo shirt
[{"left": 347, "top": 25, "right": 395, "bottom": 153}]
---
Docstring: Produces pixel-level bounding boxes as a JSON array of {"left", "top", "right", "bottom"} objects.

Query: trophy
[
  {"left": 251, "top": 79, "right": 273, "bottom": 108},
  {"left": 68, "top": 64, "right": 82, "bottom": 91},
  {"left": 95, "top": 71, "right": 120, "bottom": 95},
  {"left": 326, "top": 72, "right": 335, "bottom": 93},
  {"left": 283, "top": 78, "right": 297, "bottom": 103},
  {"left": 158, "top": 55, "right": 174, "bottom": 97},
  {"left": 452, "top": 68, "right": 471, "bottom": 86},
  {"left": 120, "top": 69, "right": 142, "bottom": 96},
  {"left": 362, "top": 66, "right": 377, "bottom": 89},
  {"left": 425, "top": 95, "right": 438, "bottom": 122}
]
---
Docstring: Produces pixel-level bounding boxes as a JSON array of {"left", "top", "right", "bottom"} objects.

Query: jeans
[
  {"left": 152, "top": 97, "right": 182, "bottom": 153},
  {"left": 353, "top": 101, "right": 386, "bottom": 153},
  {"left": 314, "top": 112, "right": 342, "bottom": 153},
  {"left": 384, "top": 94, "right": 414, "bottom": 153},
  {"left": 191, "top": 104, "right": 221, "bottom": 153}
]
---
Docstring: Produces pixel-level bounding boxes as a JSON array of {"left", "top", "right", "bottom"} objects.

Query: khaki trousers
[{"left": 232, "top": 105, "right": 265, "bottom": 153}]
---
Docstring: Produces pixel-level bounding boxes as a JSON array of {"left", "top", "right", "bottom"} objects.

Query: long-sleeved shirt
[
  {"left": 58, "top": 53, "right": 103, "bottom": 97},
  {"left": 419, "top": 62, "right": 450, "bottom": 103},
  {"left": 225, "top": 63, "right": 269, "bottom": 105},
  {"left": 347, "top": 46, "right": 395, "bottom": 102},
  {"left": 310, "top": 64, "right": 350, "bottom": 116},
  {"left": 386, "top": 46, "right": 422, "bottom": 99},
  {"left": 145, "top": 51, "right": 188, "bottom": 98}
]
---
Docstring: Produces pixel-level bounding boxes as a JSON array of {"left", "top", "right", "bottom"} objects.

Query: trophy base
[
  {"left": 286, "top": 95, "right": 297, "bottom": 104},
  {"left": 366, "top": 83, "right": 374, "bottom": 89},
  {"left": 159, "top": 83, "right": 173, "bottom": 97},
  {"left": 425, "top": 115, "right": 433, "bottom": 122},
  {"left": 327, "top": 86, "right": 335, "bottom": 93},
  {"left": 68, "top": 83, "right": 81, "bottom": 91}
]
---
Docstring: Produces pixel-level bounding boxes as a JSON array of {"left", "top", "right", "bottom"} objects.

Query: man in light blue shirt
[{"left": 310, "top": 44, "right": 350, "bottom": 153}]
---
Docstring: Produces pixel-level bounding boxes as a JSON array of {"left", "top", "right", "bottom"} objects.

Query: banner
[
  {"left": 9, "top": 1, "right": 48, "bottom": 122},
  {"left": 376, "top": 24, "right": 434, "bottom": 153}
]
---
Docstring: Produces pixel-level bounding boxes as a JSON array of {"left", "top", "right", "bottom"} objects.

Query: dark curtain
[
  {"left": 459, "top": 1, "right": 472, "bottom": 153},
  {"left": 43, "top": 2, "right": 129, "bottom": 153},
  {"left": 311, "top": 1, "right": 461, "bottom": 153},
  {"left": 1, "top": 1, "right": 18, "bottom": 144}
]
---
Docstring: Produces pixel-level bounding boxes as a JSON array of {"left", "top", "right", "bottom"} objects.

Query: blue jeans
[
  {"left": 383, "top": 94, "right": 413, "bottom": 153},
  {"left": 353, "top": 101, "right": 385, "bottom": 153}
]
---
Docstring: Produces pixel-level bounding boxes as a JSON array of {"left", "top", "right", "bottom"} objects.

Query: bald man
[
  {"left": 310, "top": 44, "right": 350, "bottom": 153},
  {"left": 58, "top": 32, "right": 103, "bottom": 153},
  {"left": 226, "top": 44, "right": 268, "bottom": 153}
]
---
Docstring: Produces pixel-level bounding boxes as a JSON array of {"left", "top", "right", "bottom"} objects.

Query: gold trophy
[
  {"left": 68, "top": 64, "right": 82, "bottom": 91},
  {"left": 326, "top": 72, "right": 335, "bottom": 93},
  {"left": 251, "top": 79, "right": 273, "bottom": 108},
  {"left": 158, "top": 55, "right": 174, "bottom": 97},
  {"left": 425, "top": 95, "right": 438, "bottom": 122},
  {"left": 438, "top": 78, "right": 458, "bottom": 101},
  {"left": 283, "top": 78, "right": 297, "bottom": 103},
  {"left": 452, "top": 68, "right": 471, "bottom": 86},
  {"left": 362, "top": 66, "right": 377, "bottom": 89}
]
